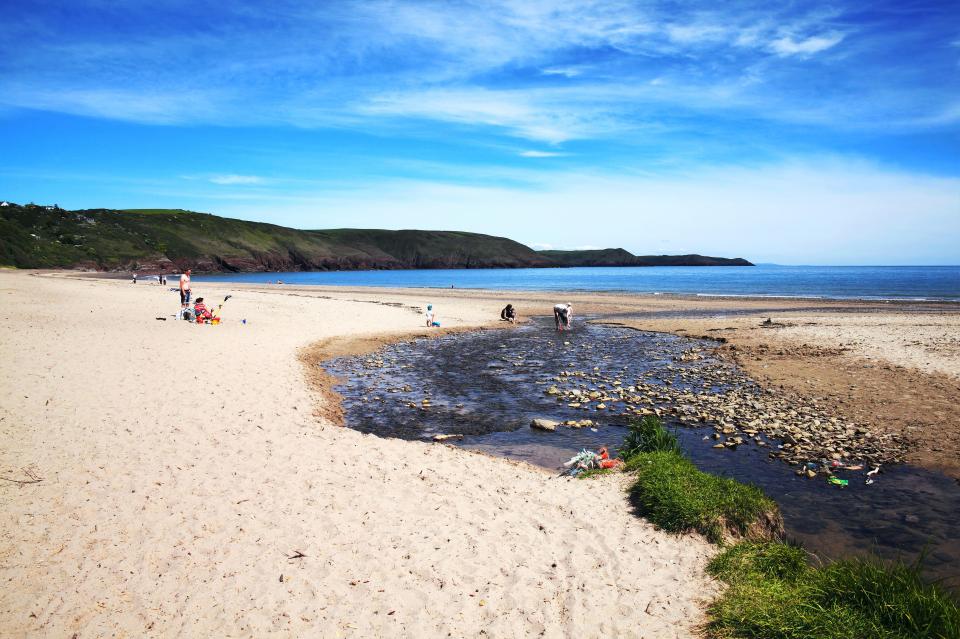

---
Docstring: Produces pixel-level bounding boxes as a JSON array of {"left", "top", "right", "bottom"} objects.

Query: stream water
[{"left": 324, "top": 318, "right": 960, "bottom": 588}]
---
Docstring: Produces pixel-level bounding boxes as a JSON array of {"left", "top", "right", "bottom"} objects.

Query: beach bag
[{"left": 181, "top": 308, "right": 195, "bottom": 322}]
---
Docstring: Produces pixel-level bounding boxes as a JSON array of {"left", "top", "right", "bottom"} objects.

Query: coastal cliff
[
  {"left": 538, "top": 248, "right": 753, "bottom": 267},
  {"left": 0, "top": 202, "right": 752, "bottom": 272}
]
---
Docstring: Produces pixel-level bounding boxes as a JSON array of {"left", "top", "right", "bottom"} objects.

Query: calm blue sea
[{"left": 194, "top": 265, "right": 960, "bottom": 301}]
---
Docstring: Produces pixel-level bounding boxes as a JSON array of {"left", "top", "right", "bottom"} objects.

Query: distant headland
[{"left": 0, "top": 201, "right": 753, "bottom": 272}]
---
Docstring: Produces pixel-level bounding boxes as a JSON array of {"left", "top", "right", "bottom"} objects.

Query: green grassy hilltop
[{"left": 0, "top": 201, "right": 752, "bottom": 272}]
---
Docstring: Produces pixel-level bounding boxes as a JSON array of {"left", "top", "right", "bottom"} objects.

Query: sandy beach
[
  {"left": 1, "top": 272, "right": 718, "bottom": 638},
  {"left": 2, "top": 271, "right": 959, "bottom": 637}
]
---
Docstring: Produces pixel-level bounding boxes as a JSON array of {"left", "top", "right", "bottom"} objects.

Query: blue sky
[{"left": 1, "top": 0, "right": 958, "bottom": 264}]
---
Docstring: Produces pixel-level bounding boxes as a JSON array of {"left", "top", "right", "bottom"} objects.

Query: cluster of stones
[
  {"left": 345, "top": 341, "right": 910, "bottom": 474},
  {"left": 540, "top": 347, "right": 909, "bottom": 473}
]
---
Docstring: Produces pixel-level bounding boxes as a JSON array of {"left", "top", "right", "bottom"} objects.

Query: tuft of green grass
[
  {"left": 707, "top": 542, "right": 960, "bottom": 639},
  {"left": 618, "top": 416, "right": 682, "bottom": 459},
  {"left": 625, "top": 450, "right": 780, "bottom": 544},
  {"left": 708, "top": 540, "right": 808, "bottom": 583},
  {"left": 576, "top": 468, "right": 614, "bottom": 479}
]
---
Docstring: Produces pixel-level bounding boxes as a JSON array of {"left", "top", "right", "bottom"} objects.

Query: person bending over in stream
[{"left": 553, "top": 303, "right": 572, "bottom": 331}]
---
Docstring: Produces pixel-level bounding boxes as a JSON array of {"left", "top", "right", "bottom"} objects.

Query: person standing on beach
[
  {"left": 132, "top": 273, "right": 137, "bottom": 284},
  {"left": 179, "top": 269, "right": 192, "bottom": 311},
  {"left": 553, "top": 303, "right": 572, "bottom": 331}
]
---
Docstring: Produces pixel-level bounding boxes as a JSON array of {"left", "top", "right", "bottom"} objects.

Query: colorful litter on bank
[{"left": 561, "top": 446, "right": 624, "bottom": 476}]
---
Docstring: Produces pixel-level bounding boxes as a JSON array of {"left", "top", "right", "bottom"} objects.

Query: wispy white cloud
[
  {"left": 208, "top": 174, "right": 264, "bottom": 185},
  {"left": 665, "top": 23, "right": 728, "bottom": 44},
  {"left": 360, "top": 88, "right": 589, "bottom": 143},
  {"left": 0, "top": 1, "right": 956, "bottom": 161},
  {"left": 2, "top": 87, "right": 228, "bottom": 124},
  {"left": 770, "top": 31, "right": 845, "bottom": 56},
  {"left": 179, "top": 173, "right": 267, "bottom": 185},
  {"left": 542, "top": 66, "right": 585, "bottom": 77},
  {"left": 519, "top": 150, "right": 568, "bottom": 157}
]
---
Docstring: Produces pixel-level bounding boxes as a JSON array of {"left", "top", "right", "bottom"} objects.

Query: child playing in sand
[
  {"left": 425, "top": 304, "right": 440, "bottom": 327},
  {"left": 501, "top": 304, "right": 517, "bottom": 323},
  {"left": 553, "top": 303, "right": 572, "bottom": 331},
  {"left": 193, "top": 297, "right": 213, "bottom": 322}
]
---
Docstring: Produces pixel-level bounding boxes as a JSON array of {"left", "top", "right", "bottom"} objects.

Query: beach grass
[
  {"left": 625, "top": 451, "right": 780, "bottom": 543},
  {"left": 706, "top": 541, "right": 960, "bottom": 639},
  {"left": 576, "top": 468, "right": 614, "bottom": 479},
  {"left": 611, "top": 416, "right": 959, "bottom": 637},
  {"left": 618, "top": 415, "right": 682, "bottom": 458},
  {"left": 619, "top": 417, "right": 781, "bottom": 544}
]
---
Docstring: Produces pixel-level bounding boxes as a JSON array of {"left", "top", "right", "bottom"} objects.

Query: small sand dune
[{"left": 0, "top": 272, "right": 718, "bottom": 638}]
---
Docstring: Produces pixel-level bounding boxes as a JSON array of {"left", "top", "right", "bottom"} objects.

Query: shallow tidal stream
[{"left": 324, "top": 318, "right": 960, "bottom": 587}]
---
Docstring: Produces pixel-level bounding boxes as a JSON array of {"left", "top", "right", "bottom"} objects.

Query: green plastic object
[{"left": 828, "top": 477, "right": 849, "bottom": 487}]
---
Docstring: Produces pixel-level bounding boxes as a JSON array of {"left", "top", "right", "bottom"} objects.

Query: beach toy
[{"left": 828, "top": 477, "right": 849, "bottom": 487}]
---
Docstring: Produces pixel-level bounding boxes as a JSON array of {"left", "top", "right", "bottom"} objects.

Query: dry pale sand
[{"left": 0, "top": 272, "right": 719, "bottom": 638}]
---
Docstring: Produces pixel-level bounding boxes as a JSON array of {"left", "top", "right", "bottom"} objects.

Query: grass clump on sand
[
  {"left": 626, "top": 451, "right": 780, "bottom": 543},
  {"left": 619, "top": 417, "right": 780, "bottom": 544},
  {"left": 576, "top": 468, "right": 614, "bottom": 479},
  {"left": 707, "top": 541, "right": 960, "bottom": 639}
]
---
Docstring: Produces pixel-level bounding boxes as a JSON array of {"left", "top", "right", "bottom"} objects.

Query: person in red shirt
[{"left": 193, "top": 297, "right": 213, "bottom": 322}]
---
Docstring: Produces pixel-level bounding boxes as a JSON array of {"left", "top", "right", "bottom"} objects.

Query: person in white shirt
[
  {"left": 425, "top": 304, "right": 439, "bottom": 327},
  {"left": 553, "top": 303, "right": 572, "bottom": 331}
]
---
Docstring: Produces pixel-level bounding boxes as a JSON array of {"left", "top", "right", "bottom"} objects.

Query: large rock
[{"left": 530, "top": 418, "right": 559, "bottom": 431}]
